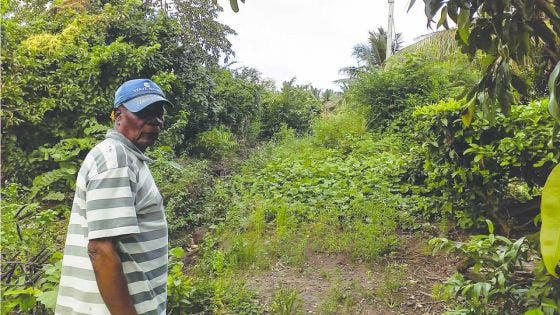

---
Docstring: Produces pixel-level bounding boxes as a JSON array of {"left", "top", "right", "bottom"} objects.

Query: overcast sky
[{"left": 217, "top": 0, "right": 435, "bottom": 91}]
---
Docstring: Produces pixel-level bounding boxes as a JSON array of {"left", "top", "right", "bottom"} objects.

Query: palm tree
[
  {"left": 337, "top": 27, "right": 403, "bottom": 86},
  {"left": 356, "top": 27, "right": 399, "bottom": 67}
]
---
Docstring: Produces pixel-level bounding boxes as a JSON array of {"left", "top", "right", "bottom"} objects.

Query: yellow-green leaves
[
  {"left": 540, "top": 61, "right": 560, "bottom": 277},
  {"left": 461, "top": 99, "right": 475, "bottom": 127},
  {"left": 540, "top": 164, "right": 560, "bottom": 277}
]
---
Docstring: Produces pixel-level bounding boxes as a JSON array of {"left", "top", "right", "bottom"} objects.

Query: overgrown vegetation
[{"left": 3, "top": 0, "right": 560, "bottom": 314}]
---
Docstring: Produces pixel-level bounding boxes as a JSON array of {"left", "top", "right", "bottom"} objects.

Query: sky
[{"left": 217, "top": 0, "right": 436, "bottom": 91}]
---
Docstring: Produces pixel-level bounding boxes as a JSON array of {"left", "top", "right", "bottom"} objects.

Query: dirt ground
[{"left": 244, "top": 233, "right": 459, "bottom": 314}]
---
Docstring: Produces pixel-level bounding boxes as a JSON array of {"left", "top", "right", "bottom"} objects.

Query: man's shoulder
[{"left": 84, "top": 138, "right": 132, "bottom": 173}]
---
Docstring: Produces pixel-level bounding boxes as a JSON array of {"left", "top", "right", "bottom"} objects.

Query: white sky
[{"left": 217, "top": 0, "right": 435, "bottom": 91}]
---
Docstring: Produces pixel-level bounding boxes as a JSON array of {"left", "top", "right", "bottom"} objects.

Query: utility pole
[{"left": 386, "top": 0, "right": 395, "bottom": 59}]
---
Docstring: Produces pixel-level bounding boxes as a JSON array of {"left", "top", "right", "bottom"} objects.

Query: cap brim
[{"left": 121, "top": 94, "right": 172, "bottom": 112}]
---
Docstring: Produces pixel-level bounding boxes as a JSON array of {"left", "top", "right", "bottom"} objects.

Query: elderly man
[{"left": 55, "top": 79, "right": 171, "bottom": 315}]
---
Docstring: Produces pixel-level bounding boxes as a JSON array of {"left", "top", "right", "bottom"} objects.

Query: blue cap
[{"left": 114, "top": 79, "right": 171, "bottom": 112}]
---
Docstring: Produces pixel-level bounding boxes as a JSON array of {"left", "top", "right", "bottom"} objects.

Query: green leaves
[
  {"left": 213, "top": 0, "right": 245, "bottom": 12},
  {"left": 229, "top": 0, "right": 239, "bottom": 12},
  {"left": 412, "top": 0, "right": 560, "bottom": 122},
  {"left": 540, "top": 164, "right": 560, "bottom": 277},
  {"left": 415, "top": 98, "right": 556, "bottom": 230},
  {"left": 461, "top": 99, "right": 475, "bottom": 126},
  {"left": 431, "top": 231, "right": 533, "bottom": 312},
  {"left": 170, "top": 246, "right": 186, "bottom": 259},
  {"left": 456, "top": 7, "right": 471, "bottom": 44},
  {"left": 36, "top": 291, "right": 58, "bottom": 310}
]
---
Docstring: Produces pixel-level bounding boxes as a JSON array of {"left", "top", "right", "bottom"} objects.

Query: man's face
[{"left": 115, "top": 103, "right": 165, "bottom": 151}]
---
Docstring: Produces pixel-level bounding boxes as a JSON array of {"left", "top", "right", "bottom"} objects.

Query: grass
[
  {"left": 178, "top": 111, "right": 419, "bottom": 312},
  {"left": 270, "top": 287, "right": 304, "bottom": 315},
  {"left": 374, "top": 263, "right": 408, "bottom": 308}
]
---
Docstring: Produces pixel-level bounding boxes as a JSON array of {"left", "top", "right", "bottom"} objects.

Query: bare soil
[{"left": 244, "top": 233, "right": 459, "bottom": 314}]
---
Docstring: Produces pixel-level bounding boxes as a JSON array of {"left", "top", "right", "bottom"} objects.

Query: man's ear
[{"left": 114, "top": 107, "right": 123, "bottom": 120}]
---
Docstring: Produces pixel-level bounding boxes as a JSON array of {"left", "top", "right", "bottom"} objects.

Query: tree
[
  {"left": 260, "top": 79, "right": 321, "bottom": 138},
  {"left": 339, "top": 27, "right": 403, "bottom": 85},
  {"left": 410, "top": 0, "right": 560, "bottom": 278},
  {"left": 1, "top": 0, "right": 237, "bottom": 183},
  {"left": 409, "top": 0, "right": 559, "bottom": 123}
]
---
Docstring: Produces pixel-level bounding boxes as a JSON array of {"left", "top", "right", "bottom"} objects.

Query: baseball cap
[{"left": 114, "top": 79, "right": 172, "bottom": 112}]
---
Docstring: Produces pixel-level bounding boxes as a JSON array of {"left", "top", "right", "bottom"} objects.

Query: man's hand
[{"left": 88, "top": 238, "right": 138, "bottom": 315}]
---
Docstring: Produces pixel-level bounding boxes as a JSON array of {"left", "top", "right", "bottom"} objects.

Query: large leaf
[
  {"left": 548, "top": 61, "right": 560, "bottom": 122},
  {"left": 229, "top": 0, "right": 239, "bottom": 12},
  {"left": 541, "top": 164, "right": 560, "bottom": 277},
  {"left": 406, "top": 0, "right": 417, "bottom": 12},
  {"left": 457, "top": 7, "right": 471, "bottom": 44},
  {"left": 36, "top": 290, "right": 58, "bottom": 310}
]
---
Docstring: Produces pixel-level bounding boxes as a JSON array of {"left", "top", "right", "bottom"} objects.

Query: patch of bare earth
[{"left": 244, "top": 233, "right": 459, "bottom": 314}]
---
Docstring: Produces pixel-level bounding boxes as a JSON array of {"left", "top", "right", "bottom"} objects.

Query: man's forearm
[{"left": 88, "top": 238, "right": 138, "bottom": 315}]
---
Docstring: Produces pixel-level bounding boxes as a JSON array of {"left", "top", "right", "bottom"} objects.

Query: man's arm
[{"left": 87, "top": 238, "right": 138, "bottom": 315}]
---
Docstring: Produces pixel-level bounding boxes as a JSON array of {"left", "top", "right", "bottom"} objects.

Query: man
[{"left": 55, "top": 79, "right": 171, "bottom": 315}]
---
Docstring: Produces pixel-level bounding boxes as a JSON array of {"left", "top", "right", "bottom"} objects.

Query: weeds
[{"left": 269, "top": 288, "right": 304, "bottom": 315}]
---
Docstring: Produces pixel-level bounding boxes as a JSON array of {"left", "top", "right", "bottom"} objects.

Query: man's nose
[{"left": 147, "top": 116, "right": 164, "bottom": 127}]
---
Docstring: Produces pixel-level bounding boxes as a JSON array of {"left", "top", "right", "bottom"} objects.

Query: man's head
[{"left": 113, "top": 79, "right": 171, "bottom": 151}]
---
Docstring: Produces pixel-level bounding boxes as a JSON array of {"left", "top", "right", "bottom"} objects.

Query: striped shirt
[{"left": 55, "top": 129, "right": 168, "bottom": 315}]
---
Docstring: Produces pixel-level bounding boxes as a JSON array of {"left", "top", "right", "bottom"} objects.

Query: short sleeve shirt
[{"left": 55, "top": 129, "right": 168, "bottom": 315}]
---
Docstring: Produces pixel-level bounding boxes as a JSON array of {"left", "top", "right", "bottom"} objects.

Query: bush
[
  {"left": 166, "top": 247, "right": 262, "bottom": 314},
  {"left": 149, "top": 146, "right": 212, "bottom": 240},
  {"left": 413, "top": 98, "right": 558, "bottom": 230},
  {"left": 194, "top": 125, "right": 238, "bottom": 160},
  {"left": 260, "top": 81, "right": 321, "bottom": 138},
  {"left": 211, "top": 69, "right": 263, "bottom": 137},
  {"left": 312, "top": 111, "right": 367, "bottom": 150},
  {"left": 348, "top": 51, "right": 479, "bottom": 131},
  {"left": 431, "top": 221, "right": 560, "bottom": 314}
]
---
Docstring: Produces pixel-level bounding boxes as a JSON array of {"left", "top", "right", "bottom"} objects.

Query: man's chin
[{"left": 136, "top": 136, "right": 159, "bottom": 150}]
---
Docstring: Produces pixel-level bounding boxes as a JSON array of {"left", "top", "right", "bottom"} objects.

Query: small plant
[
  {"left": 1, "top": 253, "right": 62, "bottom": 314},
  {"left": 374, "top": 263, "right": 407, "bottom": 308},
  {"left": 430, "top": 220, "right": 560, "bottom": 314},
  {"left": 269, "top": 287, "right": 304, "bottom": 315},
  {"left": 167, "top": 247, "right": 198, "bottom": 314},
  {"left": 318, "top": 277, "right": 356, "bottom": 314}
]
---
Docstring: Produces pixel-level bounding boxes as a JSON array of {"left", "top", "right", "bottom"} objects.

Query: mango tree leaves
[
  {"left": 213, "top": 0, "right": 245, "bottom": 12},
  {"left": 541, "top": 164, "right": 560, "bottom": 277},
  {"left": 413, "top": 0, "right": 560, "bottom": 121}
]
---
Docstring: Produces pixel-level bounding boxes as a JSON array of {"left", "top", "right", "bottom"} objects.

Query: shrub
[
  {"left": 194, "top": 125, "right": 238, "bottom": 160},
  {"left": 166, "top": 247, "right": 261, "bottom": 314},
  {"left": 149, "top": 146, "right": 211, "bottom": 240},
  {"left": 431, "top": 221, "right": 560, "bottom": 314},
  {"left": 348, "top": 51, "right": 479, "bottom": 131},
  {"left": 211, "top": 70, "right": 262, "bottom": 135},
  {"left": 260, "top": 81, "right": 321, "bottom": 138},
  {"left": 413, "top": 98, "right": 558, "bottom": 231},
  {"left": 312, "top": 111, "right": 367, "bottom": 150}
]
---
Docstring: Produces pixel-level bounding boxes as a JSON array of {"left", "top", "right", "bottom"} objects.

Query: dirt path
[{"left": 245, "top": 234, "right": 459, "bottom": 314}]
